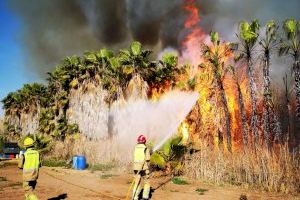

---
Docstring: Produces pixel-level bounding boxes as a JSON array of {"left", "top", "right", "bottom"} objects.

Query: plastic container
[
  {"left": 72, "top": 156, "right": 78, "bottom": 169},
  {"left": 73, "top": 155, "right": 86, "bottom": 170},
  {"left": 77, "top": 156, "right": 86, "bottom": 170}
]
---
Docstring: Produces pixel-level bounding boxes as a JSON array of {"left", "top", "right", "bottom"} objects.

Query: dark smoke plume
[{"left": 8, "top": 0, "right": 300, "bottom": 78}]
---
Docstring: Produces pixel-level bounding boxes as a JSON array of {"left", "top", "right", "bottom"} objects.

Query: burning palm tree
[
  {"left": 229, "top": 65, "right": 249, "bottom": 148},
  {"left": 200, "top": 32, "right": 233, "bottom": 152}
]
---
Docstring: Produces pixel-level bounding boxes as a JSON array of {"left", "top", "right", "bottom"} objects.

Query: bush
[
  {"left": 171, "top": 177, "right": 189, "bottom": 185},
  {"left": 195, "top": 188, "right": 208, "bottom": 195},
  {"left": 88, "top": 163, "right": 116, "bottom": 172},
  {"left": 100, "top": 174, "right": 115, "bottom": 179},
  {"left": 150, "top": 136, "right": 186, "bottom": 174},
  {"left": 43, "top": 159, "right": 71, "bottom": 168}
]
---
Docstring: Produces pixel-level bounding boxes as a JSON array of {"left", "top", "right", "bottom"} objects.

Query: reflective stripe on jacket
[
  {"left": 133, "top": 144, "right": 150, "bottom": 171},
  {"left": 23, "top": 148, "right": 40, "bottom": 181}
]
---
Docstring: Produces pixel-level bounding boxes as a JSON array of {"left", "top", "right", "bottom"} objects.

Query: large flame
[
  {"left": 180, "top": 0, "right": 206, "bottom": 69},
  {"left": 150, "top": 0, "right": 253, "bottom": 151},
  {"left": 179, "top": 0, "right": 251, "bottom": 151}
]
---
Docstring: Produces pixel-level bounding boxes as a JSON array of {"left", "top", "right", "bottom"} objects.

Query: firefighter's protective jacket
[
  {"left": 133, "top": 143, "right": 150, "bottom": 171},
  {"left": 19, "top": 148, "right": 40, "bottom": 181}
]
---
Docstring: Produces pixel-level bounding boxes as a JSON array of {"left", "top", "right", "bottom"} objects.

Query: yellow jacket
[
  {"left": 133, "top": 143, "right": 150, "bottom": 171},
  {"left": 18, "top": 148, "right": 40, "bottom": 181}
]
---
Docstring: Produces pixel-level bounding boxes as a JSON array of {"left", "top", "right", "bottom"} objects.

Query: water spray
[
  {"left": 152, "top": 92, "right": 199, "bottom": 152},
  {"left": 68, "top": 88, "right": 199, "bottom": 163}
]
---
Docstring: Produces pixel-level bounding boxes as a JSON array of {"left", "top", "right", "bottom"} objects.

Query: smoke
[
  {"left": 199, "top": 0, "right": 300, "bottom": 41},
  {"left": 8, "top": 0, "right": 300, "bottom": 77}
]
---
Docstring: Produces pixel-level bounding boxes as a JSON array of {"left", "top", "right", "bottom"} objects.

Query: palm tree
[
  {"left": 283, "top": 73, "right": 293, "bottom": 144},
  {"left": 259, "top": 21, "right": 282, "bottom": 148},
  {"left": 2, "top": 92, "right": 22, "bottom": 116},
  {"left": 118, "top": 41, "right": 153, "bottom": 82},
  {"left": 151, "top": 53, "right": 182, "bottom": 88},
  {"left": 2, "top": 83, "right": 48, "bottom": 137},
  {"left": 201, "top": 32, "right": 232, "bottom": 152},
  {"left": 2, "top": 83, "right": 47, "bottom": 115},
  {"left": 235, "top": 20, "right": 260, "bottom": 147},
  {"left": 230, "top": 65, "right": 249, "bottom": 147},
  {"left": 279, "top": 19, "right": 300, "bottom": 122}
]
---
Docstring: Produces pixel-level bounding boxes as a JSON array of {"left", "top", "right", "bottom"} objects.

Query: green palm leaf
[{"left": 130, "top": 41, "right": 142, "bottom": 56}]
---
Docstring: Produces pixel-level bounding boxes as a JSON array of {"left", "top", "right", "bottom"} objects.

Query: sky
[
  {"left": 0, "top": 0, "right": 299, "bottom": 117},
  {"left": 0, "top": 0, "right": 41, "bottom": 116}
]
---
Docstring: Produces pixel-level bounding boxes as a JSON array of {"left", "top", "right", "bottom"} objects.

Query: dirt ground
[{"left": 0, "top": 161, "right": 299, "bottom": 200}]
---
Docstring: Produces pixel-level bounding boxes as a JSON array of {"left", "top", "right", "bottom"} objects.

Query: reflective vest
[
  {"left": 23, "top": 148, "right": 40, "bottom": 181},
  {"left": 133, "top": 144, "right": 150, "bottom": 171}
]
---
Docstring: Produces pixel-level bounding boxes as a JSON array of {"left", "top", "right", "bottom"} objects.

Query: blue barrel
[{"left": 73, "top": 155, "right": 86, "bottom": 170}]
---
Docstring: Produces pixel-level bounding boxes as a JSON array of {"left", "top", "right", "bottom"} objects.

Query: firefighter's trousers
[
  {"left": 23, "top": 180, "right": 38, "bottom": 200},
  {"left": 132, "top": 170, "right": 150, "bottom": 200}
]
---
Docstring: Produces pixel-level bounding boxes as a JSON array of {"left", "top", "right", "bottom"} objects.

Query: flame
[
  {"left": 184, "top": 0, "right": 200, "bottom": 28},
  {"left": 150, "top": 0, "right": 254, "bottom": 152},
  {"left": 180, "top": 0, "right": 206, "bottom": 69},
  {"left": 149, "top": 80, "right": 172, "bottom": 101}
]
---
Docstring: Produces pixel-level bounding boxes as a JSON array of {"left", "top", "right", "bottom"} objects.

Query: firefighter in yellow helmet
[
  {"left": 132, "top": 134, "right": 151, "bottom": 200},
  {"left": 18, "top": 137, "right": 41, "bottom": 200}
]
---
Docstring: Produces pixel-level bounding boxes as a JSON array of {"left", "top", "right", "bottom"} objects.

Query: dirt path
[{"left": 0, "top": 163, "right": 299, "bottom": 200}]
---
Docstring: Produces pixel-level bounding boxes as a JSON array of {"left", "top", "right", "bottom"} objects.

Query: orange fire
[
  {"left": 180, "top": 0, "right": 206, "bottom": 69},
  {"left": 184, "top": 0, "right": 200, "bottom": 28},
  {"left": 150, "top": 0, "right": 253, "bottom": 151},
  {"left": 179, "top": 0, "right": 251, "bottom": 151}
]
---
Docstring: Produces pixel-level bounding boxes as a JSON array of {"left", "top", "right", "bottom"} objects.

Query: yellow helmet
[{"left": 24, "top": 137, "right": 35, "bottom": 148}]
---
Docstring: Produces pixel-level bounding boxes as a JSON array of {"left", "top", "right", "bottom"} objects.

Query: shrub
[
  {"left": 150, "top": 136, "right": 187, "bottom": 174},
  {"left": 43, "top": 159, "right": 71, "bottom": 168},
  {"left": 171, "top": 177, "right": 189, "bottom": 185},
  {"left": 89, "top": 163, "right": 116, "bottom": 172}
]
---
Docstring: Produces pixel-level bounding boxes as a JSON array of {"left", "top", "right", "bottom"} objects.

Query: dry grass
[
  {"left": 47, "top": 135, "right": 300, "bottom": 194},
  {"left": 184, "top": 144, "right": 300, "bottom": 194},
  {"left": 48, "top": 136, "right": 132, "bottom": 169}
]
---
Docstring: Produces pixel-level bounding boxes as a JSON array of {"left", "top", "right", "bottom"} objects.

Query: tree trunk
[
  {"left": 247, "top": 59, "right": 259, "bottom": 147},
  {"left": 293, "top": 59, "right": 300, "bottom": 146},
  {"left": 214, "top": 69, "right": 232, "bottom": 152},
  {"left": 263, "top": 53, "right": 283, "bottom": 148},
  {"left": 270, "top": 110, "right": 282, "bottom": 143},
  {"left": 232, "top": 68, "right": 249, "bottom": 147},
  {"left": 294, "top": 60, "right": 300, "bottom": 121},
  {"left": 262, "top": 56, "right": 272, "bottom": 149},
  {"left": 283, "top": 73, "right": 291, "bottom": 144}
]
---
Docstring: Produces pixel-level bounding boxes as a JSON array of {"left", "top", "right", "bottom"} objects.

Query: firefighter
[
  {"left": 18, "top": 137, "right": 40, "bottom": 200},
  {"left": 132, "top": 134, "right": 151, "bottom": 200}
]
